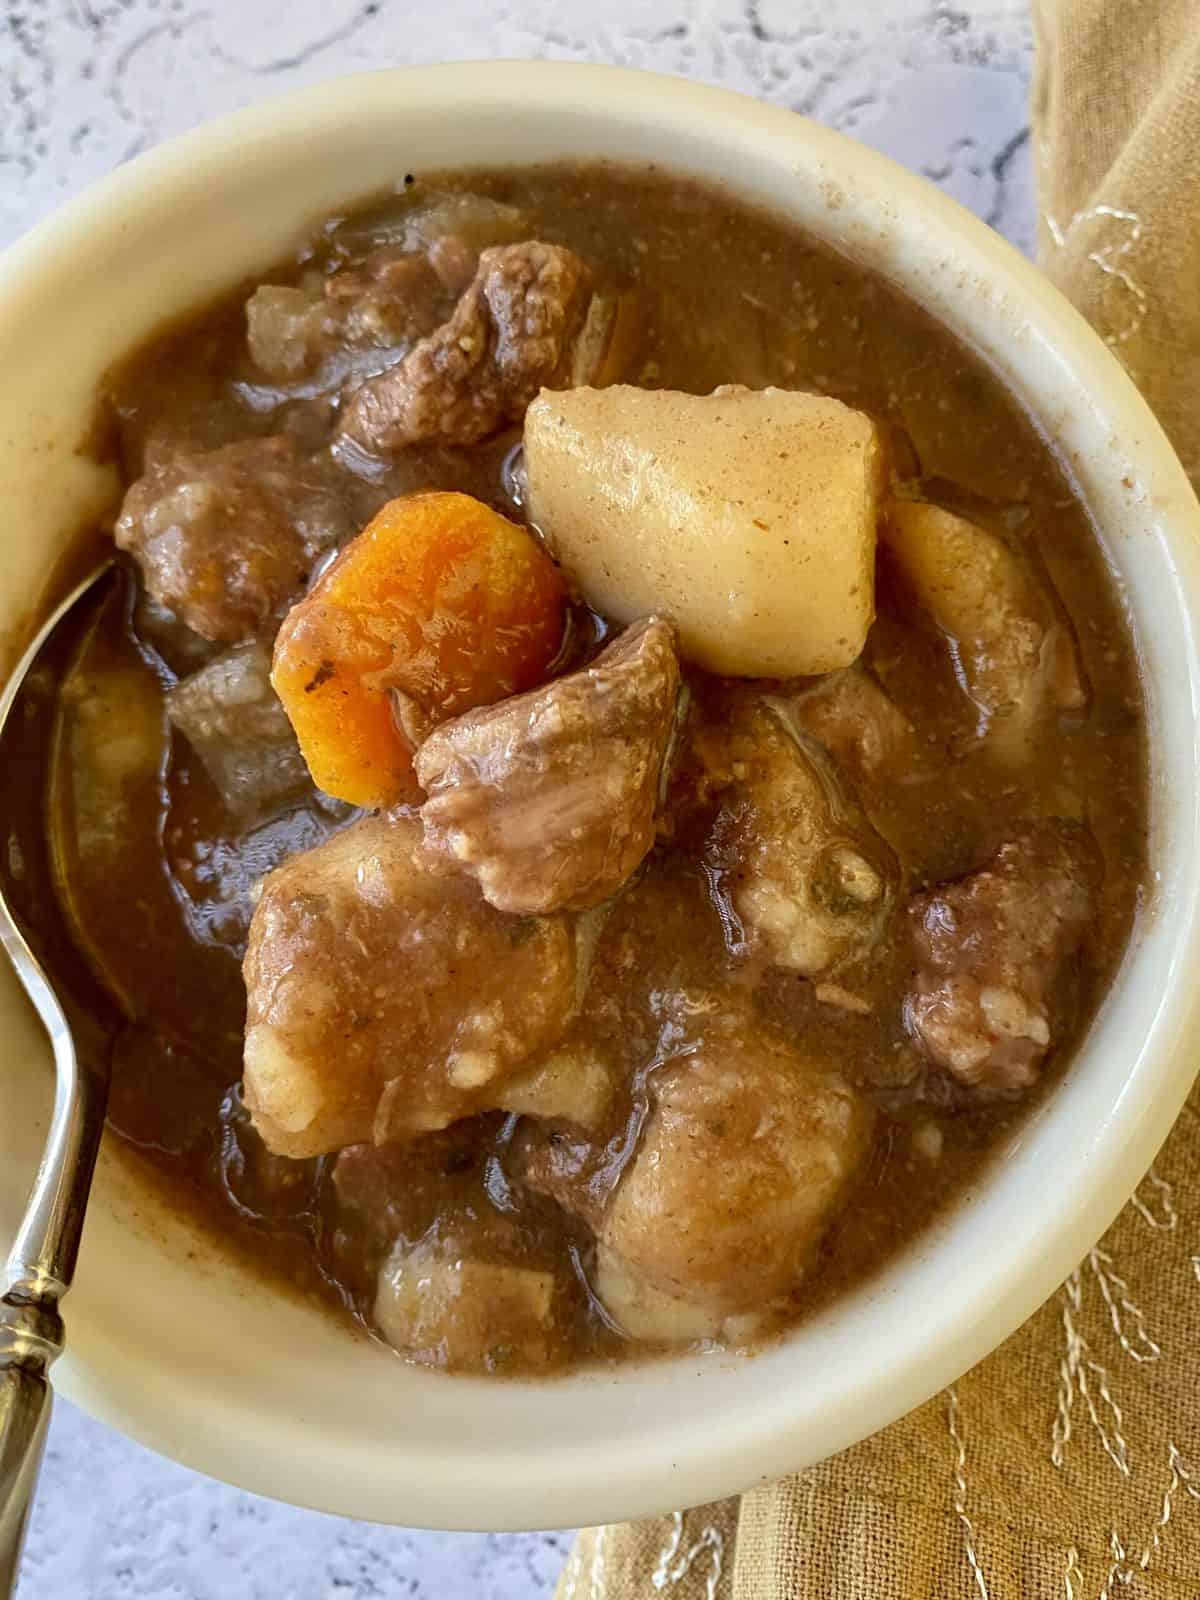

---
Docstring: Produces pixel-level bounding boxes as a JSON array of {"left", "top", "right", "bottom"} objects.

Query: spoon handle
[
  {"left": 0, "top": 933, "right": 98, "bottom": 1600},
  {"left": 0, "top": 1361, "right": 52, "bottom": 1598},
  {"left": 0, "top": 562, "right": 117, "bottom": 1598}
]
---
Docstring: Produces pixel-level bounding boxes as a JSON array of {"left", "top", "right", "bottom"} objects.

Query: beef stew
[{"left": 50, "top": 164, "right": 1146, "bottom": 1376}]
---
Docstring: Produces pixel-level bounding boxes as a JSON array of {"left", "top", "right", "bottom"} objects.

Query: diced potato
[
  {"left": 524, "top": 384, "right": 884, "bottom": 677},
  {"left": 494, "top": 1044, "right": 614, "bottom": 1129},
  {"left": 593, "top": 1246, "right": 723, "bottom": 1343},
  {"left": 593, "top": 1020, "right": 872, "bottom": 1322},
  {"left": 374, "top": 1241, "right": 557, "bottom": 1371},
  {"left": 883, "top": 500, "right": 1085, "bottom": 753},
  {"left": 242, "top": 814, "right": 576, "bottom": 1157}
]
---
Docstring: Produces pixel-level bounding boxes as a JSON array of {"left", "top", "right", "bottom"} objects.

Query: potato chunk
[
  {"left": 523, "top": 1002, "right": 872, "bottom": 1341},
  {"left": 883, "top": 500, "right": 1085, "bottom": 758},
  {"left": 242, "top": 814, "right": 575, "bottom": 1156},
  {"left": 597, "top": 1012, "right": 870, "bottom": 1330},
  {"left": 494, "top": 1042, "right": 614, "bottom": 1129},
  {"left": 592, "top": 1250, "right": 726, "bottom": 1343},
  {"left": 524, "top": 385, "right": 884, "bottom": 676},
  {"left": 374, "top": 1240, "right": 558, "bottom": 1372}
]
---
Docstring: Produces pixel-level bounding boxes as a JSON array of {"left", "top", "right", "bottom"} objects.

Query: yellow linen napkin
[{"left": 559, "top": 2, "right": 1200, "bottom": 1592}]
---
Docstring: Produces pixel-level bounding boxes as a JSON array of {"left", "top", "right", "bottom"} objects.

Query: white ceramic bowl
[{"left": 2, "top": 62, "right": 1199, "bottom": 1532}]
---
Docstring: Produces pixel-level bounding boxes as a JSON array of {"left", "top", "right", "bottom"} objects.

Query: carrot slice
[{"left": 272, "top": 491, "right": 566, "bottom": 807}]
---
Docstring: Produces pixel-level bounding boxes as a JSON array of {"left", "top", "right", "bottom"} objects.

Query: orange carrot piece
[{"left": 272, "top": 491, "right": 566, "bottom": 807}]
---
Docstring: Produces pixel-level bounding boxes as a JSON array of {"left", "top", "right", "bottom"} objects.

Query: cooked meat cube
[
  {"left": 883, "top": 501, "right": 1086, "bottom": 759},
  {"left": 414, "top": 617, "right": 681, "bottom": 914},
  {"left": 530, "top": 1009, "right": 871, "bottom": 1338},
  {"left": 697, "top": 699, "right": 897, "bottom": 976},
  {"left": 338, "top": 241, "right": 594, "bottom": 453},
  {"left": 248, "top": 196, "right": 533, "bottom": 386},
  {"left": 167, "top": 641, "right": 310, "bottom": 822},
  {"left": 115, "top": 436, "right": 356, "bottom": 644},
  {"left": 328, "top": 250, "right": 451, "bottom": 342},
  {"left": 414, "top": 619, "right": 677, "bottom": 918},
  {"left": 904, "top": 820, "right": 1100, "bottom": 1095},
  {"left": 374, "top": 1239, "right": 559, "bottom": 1372},
  {"left": 524, "top": 384, "right": 884, "bottom": 677},
  {"left": 242, "top": 814, "right": 576, "bottom": 1157},
  {"left": 791, "top": 665, "right": 920, "bottom": 783},
  {"left": 247, "top": 251, "right": 454, "bottom": 385}
]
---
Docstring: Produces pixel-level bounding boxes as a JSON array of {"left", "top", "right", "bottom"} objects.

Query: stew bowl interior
[{"left": 1, "top": 62, "right": 1199, "bottom": 1530}]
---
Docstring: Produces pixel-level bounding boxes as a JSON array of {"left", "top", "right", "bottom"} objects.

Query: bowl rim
[{"left": 5, "top": 58, "right": 1200, "bottom": 1529}]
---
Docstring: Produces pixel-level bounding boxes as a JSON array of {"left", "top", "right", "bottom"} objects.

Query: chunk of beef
[
  {"left": 167, "top": 641, "right": 310, "bottom": 822},
  {"left": 247, "top": 195, "right": 532, "bottom": 388},
  {"left": 247, "top": 252, "right": 455, "bottom": 386},
  {"left": 338, "top": 241, "right": 594, "bottom": 453},
  {"left": 791, "top": 665, "right": 920, "bottom": 784},
  {"left": 904, "top": 820, "right": 1100, "bottom": 1095},
  {"left": 242, "top": 814, "right": 576, "bottom": 1157},
  {"left": 415, "top": 618, "right": 681, "bottom": 914},
  {"left": 115, "top": 436, "right": 356, "bottom": 644},
  {"left": 696, "top": 698, "right": 898, "bottom": 976},
  {"left": 527, "top": 1006, "right": 871, "bottom": 1341}
]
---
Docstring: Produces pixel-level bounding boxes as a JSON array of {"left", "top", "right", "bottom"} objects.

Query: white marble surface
[{"left": 4, "top": 0, "right": 1034, "bottom": 1594}]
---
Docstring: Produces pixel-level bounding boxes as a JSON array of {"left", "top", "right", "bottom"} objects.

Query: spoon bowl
[{"left": 0, "top": 562, "right": 118, "bottom": 1595}]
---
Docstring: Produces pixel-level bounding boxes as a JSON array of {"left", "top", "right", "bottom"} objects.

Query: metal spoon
[{"left": 0, "top": 563, "right": 119, "bottom": 1596}]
